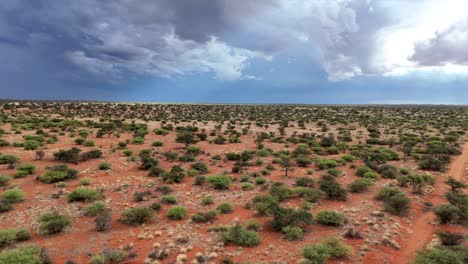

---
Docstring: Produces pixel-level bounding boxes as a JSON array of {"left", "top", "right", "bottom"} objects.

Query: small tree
[
  {"left": 176, "top": 131, "right": 197, "bottom": 147},
  {"left": 445, "top": 177, "right": 466, "bottom": 194},
  {"left": 278, "top": 155, "right": 294, "bottom": 177}
]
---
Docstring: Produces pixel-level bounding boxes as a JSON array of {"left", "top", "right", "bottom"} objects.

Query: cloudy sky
[{"left": 1, "top": 0, "right": 468, "bottom": 104}]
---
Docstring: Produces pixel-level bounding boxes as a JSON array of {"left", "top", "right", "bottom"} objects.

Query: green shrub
[
  {"left": 252, "top": 195, "right": 279, "bottom": 216},
  {"left": 1, "top": 188, "right": 25, "bottom": 203},
  {"left": 327, "top": 168, "right": 342, "bottom": 177},
  {"left": 167, "top": 206, "right": 188, "bottom": 220},
  {"left": 161, "top": 165, "right": 186, "bottom": 183},
  {"left": 241, "top": 182, "right": 254, "bottom": 190},
  {"left": 95, "top": 209, "right": 112, "bottom": 232},
  {"left": 79, "top": 177, "right": 92, "bottom": 186},
  {"left": 192, "top": 210, "right": 218, "bottom": 223},
  {"left": 91, "top": 249, "right": 127, "bottom": 264},
  {"left": 245, "top": 219, "right": 262, "bottom": 231},
  {"left": 38, "top": 212, "right": 71, "bottom": 235},
  {"left": 341, "top": 154, "right": 356, "bottom": 162},
  {"left": 319, "top": 178, "right": 347, "bottom": 201},
  {"left": 270, "top": 184, "right": 294, "bottom": 202},
  {"left": 201, "top": 196, "right": 214, "bottom": 205},
  {"left": 0, "top": 176, "right": 11, "bottom": 187},
  {"left": 161, "top": 195, "right": 177, "bottom": 204},
  {"left": 375, "top": 186, "right": 403, "bottom": 201},
  {"left": 294, "top": 187, "right": 324, "bottom": 203},
  {"left": 295, "top": 177, "right": 314, "bottom": 187},
  {"left": 348, "top": 178, "right": 374, "bottom": 193},
  {"left": 98, "top": 162, "right": 111, "bottom": 170},
  {"left": 67, "top": 187, "right": 101, "bottom": 202},
  {"left": 23, "top": 140, "right": 42, "bottom": 150},
  {"left": 120, "top": 206, "right": 154, "bottom": 225},
  {"left": 221, "top": 224, "right": 260, "bottom": 247},
  {"left": 383, "top": 193, "right": 411, "bottom": 215},
  {"left": 194, "top": 175, "right": 205, "bottom": 185},
  {"left": 0, "top": 201, "right": 12, "bottom": 213},
  {"left": 269, "top": 207, "right": 313, "bottom": 231},
  {"left": 217, "top": 203, "right": 233, "bottom": 214},
  {"left": 191, "top": 162, "right": 208, "bottom": 174},
  {"left": 206, "top": 174, "right": 231, "bottom": 189},
  {"left": 316, "top": 210, "right": 346, "bottom": 226},
  {"left": 84, "top": 202, "right": 106, "bottom": 217},
  {"left": 434, "top": 204, "right": 459, "bottom": 224},
  {"left": 356, "top": 166, "right": 374, "bottom": 176},
  {"left": 16, "top": 163, "right": 36, "bottom": 175},
  {"left": 38, "top": 165, "right": 77, "bottom": 183},
  {"left": 83, "top": 140, "right": 95, "bottom": 147},
  {"left": 152, "top": 141, "right": 164, "bottom": 147},
  {"left": 282, "top": 226, "right": 303, "bottom": 240},
  {"left": 414, "top": 248, "right": 464, "bottom": 264},
  {"left": 123, "top": 149, "right": 133, "bottom": 156},
  {"left": 302, "top": 238, "right": 352, "bottom": 263},
  {"left": 0, "top": 245, "right": 48, "bottom": 264},
  {"left": 316, "top": 159, "right": 338, "bottom": 170},
  {"left": 0, "top": 229, "right": 31, "bottom": 248}
]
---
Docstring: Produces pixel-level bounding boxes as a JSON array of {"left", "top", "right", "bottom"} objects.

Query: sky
[{"left": 1, "top": 0, "right": 468, "bottom": 104}]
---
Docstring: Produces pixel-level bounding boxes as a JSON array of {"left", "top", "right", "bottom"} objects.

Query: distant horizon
[{"left": 1, "top": 98, "right": 467, "bottom": 107}]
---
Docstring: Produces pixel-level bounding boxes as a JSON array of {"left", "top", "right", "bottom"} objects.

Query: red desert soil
[{"left": 390, "top": 142, "right": 468, "bottom": 264}]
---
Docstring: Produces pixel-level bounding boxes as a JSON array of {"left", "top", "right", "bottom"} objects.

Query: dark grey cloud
[{"left": 410, "top": 18, "right": 468, "bottom": 66}]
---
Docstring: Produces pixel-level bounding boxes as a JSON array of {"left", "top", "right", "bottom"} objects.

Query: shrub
[
  {"left": 296, "top": 156, "right": 312, "bottom": 167},
  {"left": 341, "top": 154, "right": 356, "bottom": 162},
  {"left": 38, "top": 212, "right": 71, "bottom": 235},
  {"left": 434, "top": 204, "right": 459, "bottom": 224},
  {"left": 327, "top": 168, "right": 342, "bottom": 177},
  {"left": 206, "top": 174, "right": 231, "bottom": 189},
  {"left": 67, "top": 187, "right": 101, "bottom": 202},
  {"left": 252, "top": 195, "right": 279, "bottom": 216},
  {"left": 95, "top": 209, "right": 112, "bottom": 232},
  {"left": 217, "top": 203, "right": 233, "bottom": 214},
  {"left": 123, "top": 149, "right": 133, "bottom": 156},
  {"left": 356, "top": 166, "right": 374, "bottom": 177},
  {"left": 241, "top": 182, "right": 254, "bottom": 190},
  {"left": 201, "top": 196, "right": 214, "bottom": 205},
  {"left": 245, "top": 218, "right": 262, "bottom": 231},
  {"left": 16, "top": 163, "right": 36, "bottom": 175},
  {"left": 84, "top": 202, "right": 106, "bottom": 217},
  {"left": 383, "top": 193, "right": 411, "bottom": 215},
  {"left": 270, "top": 184, "right": 294, "bottom": 202},
  {"left": 269, "top": 207, "right": 313, "bottom": 231},
  {"left": 0, "top": 201, "right": 12, "bottom": 213},
  {"left": 80, "top": 149, "right": 103, "bottom": 161},
  {"left": 191, "top": 162, "right": 208, "bottom": 174},
  {"left": 375, "top": 186, "right": 403, "bottom": 201},
  {"left": 295, "top": 177, "right": 314, "bottom": 187},
  {"left": 414, "top": 248, "right": 464, "bottom": 264},
  {"left": 319, "top": 178, "right": 347, "bottom": 201},
  {"left": 53, "top": 147, "right": 81, "bottom": 164},
  {"left": 0, "top": 175, "right": 11, "bottom": 187},
  {"left": 23, "top": 140, "right": 42, "bottom": 150},
  {"left": 91, "top": 249, "right": 126, "bottom": 264},
  {"left": 282, "top": 226, "right": 303, "bottom": 240},
  {"left": 161, "top": 165, "right": 186, "bottom": 183},
  {"left": 0, "top": 228, "right": 31, "bottom": 248},
  {"left": 302, "top": 238, "right": 352, "bottom": 263},
  {"left": 348, "top": 178, "right": 374, "bottom": 193},
  {"left": 152, "top": 141, "right": 164, "bottom": 147},
  {"left": 294, "top": 187, "right": 324, "bottom": 203},
  {"left": 436, "top": 230, "right": 464, "bottom": 246},
  {"left": 1, "top": 188, "right": 25, "bottom": 203},
  {"left": 161, "top": 195, "right": 177, "bottom": 204},
  {"left": 0, "top": 245, "right": 49, "bottom": 264},
  {"left": 79, "top": 177, "right": 92, "bottom": 186},
  {"left": 316, "top": 159, "right": 338, "bottom": 170},
  {"left": 38, "top": 165, "right": 77, "bottom": 183},
  {"left": 120, "top": 206, "right": 154, "bottom": 225},
  {"left": 194, "top": 175, "right": 205, "bottom": 185},
  {"left": 316, "top": 210, "right": 346, "bottom": 226},
  {"left": 192, "top": 210, "right": 218, "bottom": 223},
  {"left": 167, "top": 206, "right": 188, "bottom": 220},
  {"left": 98, "top": 162, "right": 111, "bottom": 170},
  {"left": 221, "top": 224, "right": 260, "bottom": 247}
]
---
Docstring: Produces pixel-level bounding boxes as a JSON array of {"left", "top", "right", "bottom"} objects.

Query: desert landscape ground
[{"left": 0, "top": 102, "right": 466, "bottom": 264}]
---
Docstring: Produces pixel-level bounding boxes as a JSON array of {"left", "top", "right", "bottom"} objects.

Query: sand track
[{"left": 391, "top": 142, "right": 468, "bottom": 264}]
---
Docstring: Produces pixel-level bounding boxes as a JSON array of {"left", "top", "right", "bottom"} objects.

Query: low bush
[
  {"left": 295, "top": 177, "right": 314, "bottom": 187},
  {"left": 0, "top": 228, "right": 31, "bottom": 248},
  {"left": 282, "top": 226, "right": 303, "bottom": 240},
  {"left": 220, "top": 224, "right": 260, "bottom": 247},
  {"left": 98, "top": 162, "right": 111, "bottom": 170},
  {"left": 434, "top": 204, "right": 459, "bottom": 224},
  {"left": 192, "top": 210, "right": 218, "bottom": 223},
  {"left": 161, "top": 195, "right": 177, "bottom": 204},
  {"left": 414, "top": 248, "right": 464, "bottom": 264},
  {"left": 84, "top": 202, "right": 107, "bottom": 217},
  {"left": 252, "top": 195, "right": 279, "bottom": 216},
  {"left": 269, "top": 207, "right": 313, "bottom": 231},
  {"left": 166, "top": 206, "right": 187, "bottom": 220},
  {"left": 206, "top": 174, "right": 231, "bottom": 189},
  {"left": 319, "top": 178, "right": 347, "bottom": 201},
  {"left": 90, "top": 249, "right": 127, "bottom": 264},
  {"left": 217, "top": 203, "right": 233, "bottom": 214},
  {"left": 37, "top": 212, "right": 71, "bottom": 235},
  {"left": 294, "top": 187, "right": 324, "bottom": 203},
  {"left": 0, "top": 245, "right": 49, "bottom": 264},
  {"left": 1, "top": 188, "right": 25, "bottom": 203},
  {"left": 38, "top": 165, "right": 78, "bottom": 183},
  {"left": 95, "top": 209, "right": 112, "bottom": 232},
  {"left": 0, "top": 175, "right": 11, "bottom": 187},
  {"left": 120, "top": 206, "right": 154, "bottom": 225},
  {"left": 16, "top": 163, "right": 36, "bottom": 175},
  {"left": 316, "top": 210, "right": 346, "bottom": 226},
  {"left": 67, "top": 187, "right": 101, "bottom": 202},
  {"left": 301, "top": 238, "right": 352, "bottom": 263},
  {"left": 348, "top": 178, "right": 374, "bottom": 193}
]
